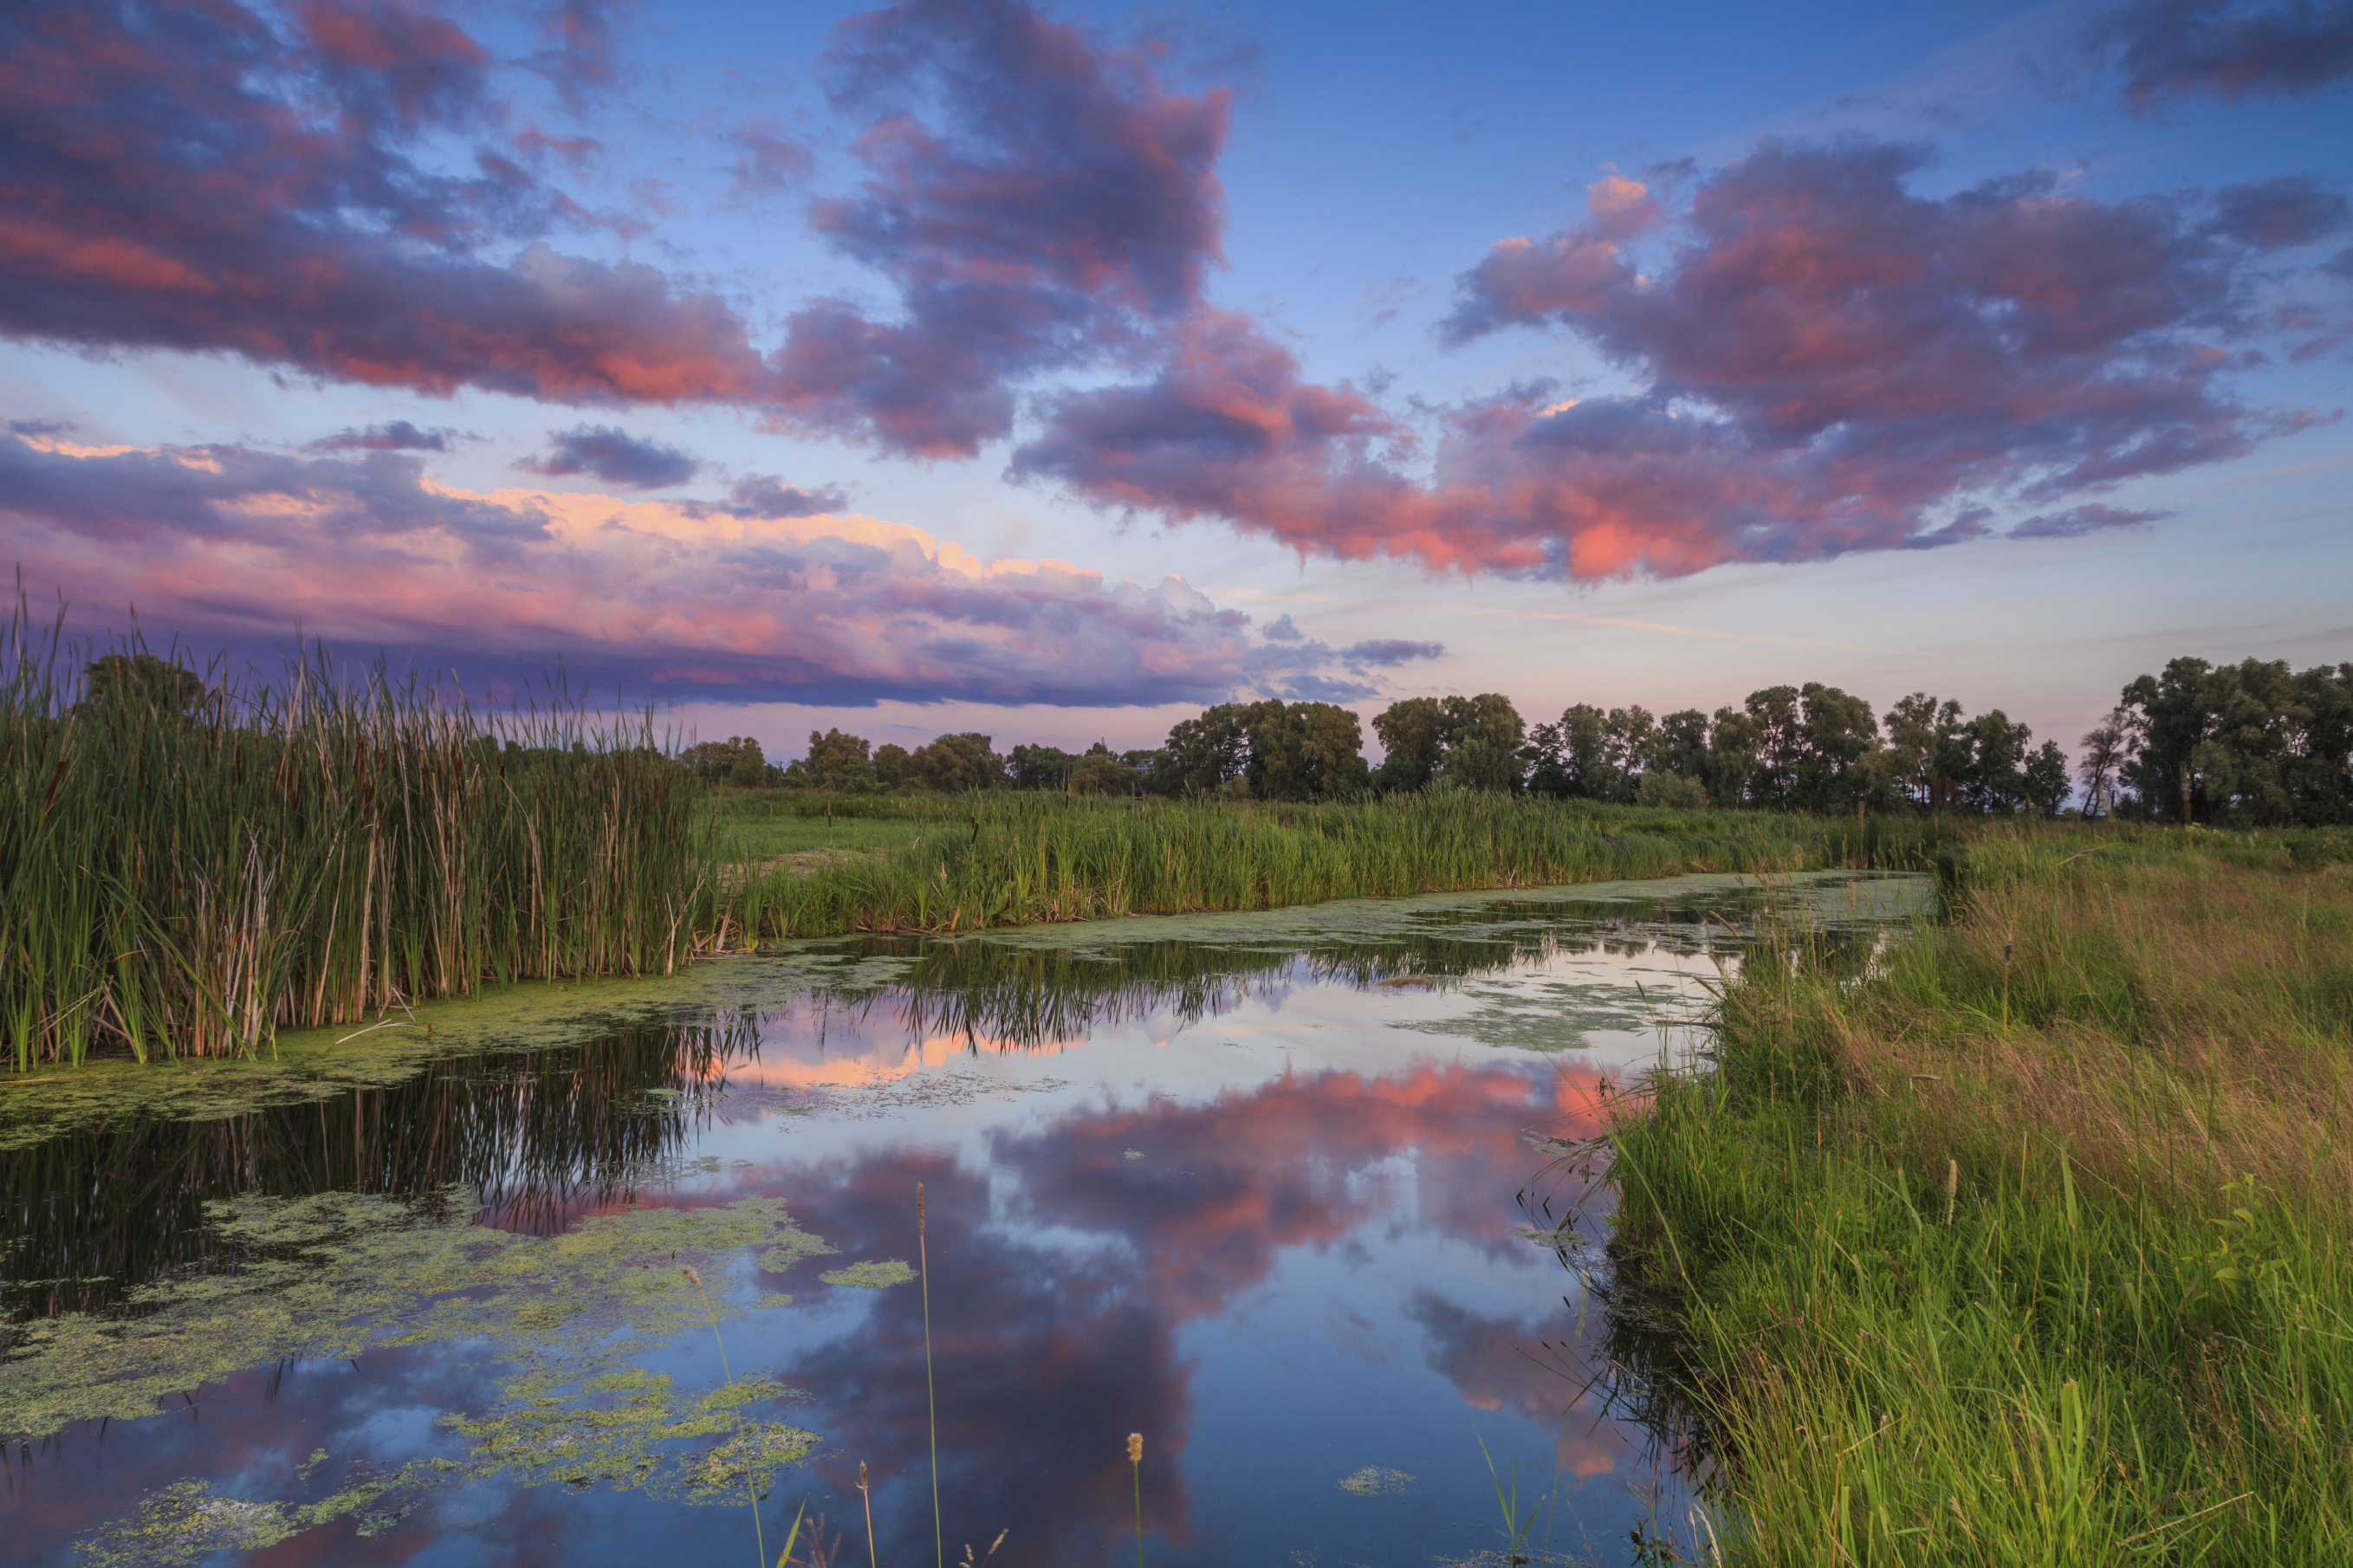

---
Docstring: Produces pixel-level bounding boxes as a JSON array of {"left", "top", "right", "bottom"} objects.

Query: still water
[{"left": 3, "top": 871, "right": 1928, "bottom": 1567}]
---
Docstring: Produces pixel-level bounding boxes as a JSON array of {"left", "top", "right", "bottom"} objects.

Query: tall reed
[
  {"left": 710, "top": 788, "right": 1956, "bottom": 943},
  {"left": 1, "top": 608, "right": 708, "bottom": 1067},
  {"left": 919, "top": 1181, "right": 942, "bottom": 1568}
]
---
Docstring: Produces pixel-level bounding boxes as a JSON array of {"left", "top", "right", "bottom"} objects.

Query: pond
[{"left": 3, "top": 871, "right": 1931, "bottom": 1568}]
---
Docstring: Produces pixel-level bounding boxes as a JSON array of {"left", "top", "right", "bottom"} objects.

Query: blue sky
[{"left": 1, "top": 0, "right": 2346, "bottom": 761}]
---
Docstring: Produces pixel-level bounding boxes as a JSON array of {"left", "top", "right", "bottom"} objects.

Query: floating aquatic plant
[
  {"left": 1336, "top": 1466, "right": 1416, "bottom": 1496},
  {"left": 820, "top": 1260, "right": 916, "bottom": 1288}
]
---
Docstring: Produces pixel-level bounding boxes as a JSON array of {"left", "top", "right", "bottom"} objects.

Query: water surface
[{"left": 3, "top": 871, "right": 1928, "bottom": 1567}]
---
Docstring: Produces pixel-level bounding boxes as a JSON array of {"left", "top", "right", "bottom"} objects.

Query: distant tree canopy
[
  {"left": 78, "top": 652, "right": 209, "bottom": 719},
  {"left": 677, "top": 735, "right": 775, "bottom": 787},
  {"left": 679, "top": 653, "right": 2352, "bottom": 821},
  {"left": 2111, "top": 658, "right": 2353, "bottom": 826}
]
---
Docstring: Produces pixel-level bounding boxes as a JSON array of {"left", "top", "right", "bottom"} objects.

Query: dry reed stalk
[
  {"left": 1128, "top": 1432, "right": 1144, "bottom": 1567},
  {"left": 858, "top": 1461, "right": 875, "bottom": 1568}
]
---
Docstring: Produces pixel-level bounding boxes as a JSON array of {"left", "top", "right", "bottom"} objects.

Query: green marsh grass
[
  {"left": 708, "top": 788, "right": 1955, "bottom": 943},
  {"left": 1, "top": 612, "right": 707, "bottom": 1066},
  {"left": 1598, "top": 823, "right": 2353, "bottom": 1565}
]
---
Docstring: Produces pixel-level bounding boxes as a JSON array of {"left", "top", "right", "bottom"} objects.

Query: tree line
[{"left": 673, "top": 656, "right": 2353, "bottom": 824}]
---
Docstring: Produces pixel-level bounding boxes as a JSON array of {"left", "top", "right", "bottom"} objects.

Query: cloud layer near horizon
[{"left": 0, "top": 432, "right": 1427, "bottom": 706}]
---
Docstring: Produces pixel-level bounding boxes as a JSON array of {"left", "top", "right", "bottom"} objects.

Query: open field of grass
[
  {"left": 1591, "top": 823, "right": 2353, "bottom": 1565},
  {"left": 706, "top": 790, "right": 939, "bottom": 865}
]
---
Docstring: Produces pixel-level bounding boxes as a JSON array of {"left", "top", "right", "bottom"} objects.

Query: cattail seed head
[
  {"left": 682, "top": 1265, "right": 703, "bottom": 1290},
  {"left": 1127, "top": 1432, "right": 1144, "bottom": 1463},
  {"left": 918, "top": 1182, "right": 926, "bottom": 1228}
]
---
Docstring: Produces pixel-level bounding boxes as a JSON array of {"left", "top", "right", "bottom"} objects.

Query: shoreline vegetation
[
  {"left": 1589, "top": 823, "right": 2353, "bottom": 1564},
  {"left": 3, "top": 619, "right": 705, "bottom": 1069},
  {"left": 7, "top": 618, "right": 2345, "bottom": 1072}
]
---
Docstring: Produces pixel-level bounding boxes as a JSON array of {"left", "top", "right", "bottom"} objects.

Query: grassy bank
[
  {"left": 2, "top": 619, "right": 705, "bottom": 1067},
  {"left": 1598, "top": 824, "right": 2353, "bottom": 1564},
  {"left": 703, "top": 788, "right": 1954, "bottom": 943}
]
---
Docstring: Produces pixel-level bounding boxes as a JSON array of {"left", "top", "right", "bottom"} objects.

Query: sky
[{"left": 2, "top": 0, "right": 2349, "bottom": 763}]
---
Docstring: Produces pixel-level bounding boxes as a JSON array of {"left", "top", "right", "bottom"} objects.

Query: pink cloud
[{"left": 1021, "top": 137, "right": 2323, "bottom": 579}]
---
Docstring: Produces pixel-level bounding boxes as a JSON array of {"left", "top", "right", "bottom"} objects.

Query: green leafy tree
[
  {"left": 1371, "top": 697, "right": 1448, "bottom": 792},
  {"left": 79, "top": 652, "right": 208, "bottom": 719},
  {"left": 2292, "top": 663, "right": 2353, "bottom": 824},
  {"left": 2076, "top": 708, "right": 2135, "bottom": 818},
  {"left": 783, "top": 729, "right": 874, "bottom": 790},
  {"left": 1792, "top": 684, "right": 1879, "bottom": 813},
  {"left": 2023, "top": 739, "right": 2071, "bottom": 816},
  {"left": 908, "top": 733, "right": 1003, "bottom": 793},
  {"left": 1652, "top": 709, "right": 1712, "bottom": 793},
  {"left": 1243, "top": 701, "right": 1371, "bottom": 801},
  {"left": 1436, "top": 693, "right": 1526, "bottom": 792},
  {"left": 1066, "top": 742, "right": 1138, "bottom": 794},
  {"left": 1961, "top": 710, "right": 2033, "bottom": 813},
  {"left": 1636, "top": 769, "right": 1708, "bottom": 809},
  {"left": 2121, "top": 658, "right": 2214, "bottom": 823},
  {"left": 1007, "top": 743, "right": 1075, "bottom": 790},
  {"left": 872, "top": 743, "right": 911, "bottom": 789},
  {"left": 1162, "top": 704, "right": 1255, "bottom": 796},
  {"left": 1740, "top": 687, "right": 1806, "bottom": 808},
  {"left": 1705, "top": 706, "right": 1759, "bottom": 807},
  {"left": 677, "top": 735, "right": 771, "bottom": 784}
]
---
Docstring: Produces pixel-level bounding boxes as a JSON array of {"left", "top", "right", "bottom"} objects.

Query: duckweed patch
[
  {"left": 49, "top": 1187, "right": 835, "bottom": 1562},
  {"left": 79, "top": 1368, "right": 822, "bottom": 1565},
  {"left": 1337, "top": 1466, "right": 1416, "bottom": 1495},
  {"left": 819, "top": 1260, "right": 915, "bottom": 1288},
  {"left": 1, "top": 1184, "right": 834, "bottom": 1442}
]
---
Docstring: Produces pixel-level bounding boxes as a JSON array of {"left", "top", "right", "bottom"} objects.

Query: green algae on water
[
  {"left": 819, "top": 1259, "right": 916, "bottom": 1288},
  {"left": 0, "top": 1184, "right": 834, "bottom": 1442},
  {"left": 47, "top": 1185, "right": 836, "bottom": 1563},
  {"left": 1337, "top": 1466, "right": 1416, "bottom": 1495}
]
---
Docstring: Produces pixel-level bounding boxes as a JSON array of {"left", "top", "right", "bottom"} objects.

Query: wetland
[{"left": 2, "top": 871, "right": 1928, "bottom": 1567}]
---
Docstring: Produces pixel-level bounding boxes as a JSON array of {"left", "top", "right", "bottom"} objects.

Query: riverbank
[
  {"left": 704, "top": 788, "right": 1955, "bottom": 942},
  {"left": 1598, "top": 823, "right": 2353, "bottom": 1563}
]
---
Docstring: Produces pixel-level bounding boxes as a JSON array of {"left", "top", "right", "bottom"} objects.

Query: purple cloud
[
  {"left": 0, "top": 1, "right": 775, "bottom": 405},
  {"left": 681, "top": 474, "right": 851, "bottom": 520},
  {"left": 0, "top": 431, "right": 1397, "bottom": 707},
  {"left": 2207, "top": 175, "right": 2351, "bottom": 249},
  {"left": 516, "top": 424, "right": 701, "bottom": 488},
  {"left": 2085, "top": 0, "right": 2353, "bottom": 111},
  {"left": 2007, "top": 503, "right": 2173, "bottom": 538},
  {"left": 308, "top": 420, "right": 457, "bottom": 452},
  {"left": 1341, "top": 639, "right": 1446, "bottom": 666},
  {"left": 724, "top": 118, "right": 812, "bottom": 197},
  {"left": 766, "top": 0, "right": 1232, "bottom": 454},
  {"left": 530, "top": 0, "right": 632, "bottom": 107},
  {"left": 8, "top": 418, "right": 76, "bottom": 437},
  {"left": 1020, "top": 138, "right": 2320, "bottom": 580}
]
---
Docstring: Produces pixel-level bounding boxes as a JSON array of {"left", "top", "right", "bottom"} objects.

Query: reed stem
[
  {"left": 1128, "top": 1432, "right": 1144, "bottom": 1568},
  {"left": 919, "top": 1182, "right": 941, "bottom": 1568},
  {"left": 687, "top": 1265, "right": 764, "bottom": 1568},
  {"left": 859, "top": 1461, "right": 876, "bottom": 1568}
]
